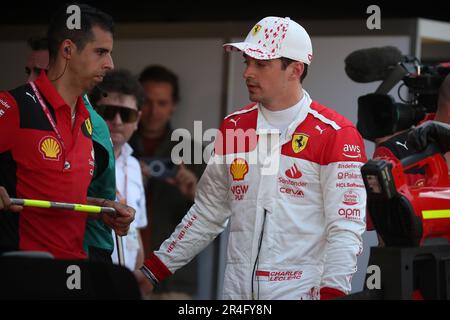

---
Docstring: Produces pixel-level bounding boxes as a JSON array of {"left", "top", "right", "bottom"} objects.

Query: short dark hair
[
  {"left": 90, "top": 69, "right": 146, "bottom": 110},
  {"left": 47, "top": 3, "right": 114, "bottom": 62},
  {"left": 280, "top": 57, "right": 308, "bottom": 83},
  {"left": 138, "top": 65, "right": 180, "bottom": 103},
  {"left": 27, "top": 37, "right": 48, "bottom": 51}
]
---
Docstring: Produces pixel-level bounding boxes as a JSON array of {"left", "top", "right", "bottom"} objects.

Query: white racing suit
[{"left": 143, "top": 91, "right": 367, "bottom": 299}]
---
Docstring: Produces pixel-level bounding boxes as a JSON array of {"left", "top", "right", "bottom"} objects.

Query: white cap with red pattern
[{"left": 223, "top": 16, "right": 313, "bottom": 65}]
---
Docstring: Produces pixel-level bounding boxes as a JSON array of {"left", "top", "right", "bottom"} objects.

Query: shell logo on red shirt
[
  {"left": 230, "top": 158, "right": 249, "bottom": 181},
  {"left": 39, "top": 136, "right": 62, "bottom": 161}
]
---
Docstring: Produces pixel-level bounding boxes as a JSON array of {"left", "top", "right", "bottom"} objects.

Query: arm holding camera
[
  {"left": 407, "top": 121, "right": 450, "bottom": 153},
  {"left": 166, "top": 162, "right": 198, "bottom": 202},
  {"left": 139, "top": 158, "right": 198, "bottom": 201}
]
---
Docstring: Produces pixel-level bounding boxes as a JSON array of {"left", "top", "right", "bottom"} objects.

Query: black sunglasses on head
[{"left": 95, "top": 104, "right": 139, "bottom": 123}]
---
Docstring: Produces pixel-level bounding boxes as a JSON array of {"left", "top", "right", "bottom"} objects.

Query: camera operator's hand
[
  {"left": 166, "top": 162, "right": 198, "bottom": 201},
  {"left": 139, "top": 160, "right": 151, "bottom": 186},
  {"left": 407, "top": 121, "right": 450, "bottom": 153}
]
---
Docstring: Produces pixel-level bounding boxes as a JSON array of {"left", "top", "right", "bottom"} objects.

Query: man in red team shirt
[{"left": 0, "top": 3, "right": 134, "bottom": 259}]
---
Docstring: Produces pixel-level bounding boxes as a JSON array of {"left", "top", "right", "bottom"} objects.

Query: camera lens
[{"left": 148, "top": 160, "right": 166, "bottom": 178}]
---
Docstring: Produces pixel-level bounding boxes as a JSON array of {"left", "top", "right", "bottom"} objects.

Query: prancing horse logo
[{"left": 292, "top": 134, "right": 309, "bottom": 154}]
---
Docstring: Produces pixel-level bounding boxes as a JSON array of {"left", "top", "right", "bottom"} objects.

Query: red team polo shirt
[{"left": 0, "top": 72, "right": 95, "bottom": 259}]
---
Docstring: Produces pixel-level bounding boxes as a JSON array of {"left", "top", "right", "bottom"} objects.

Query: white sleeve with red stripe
[
  {"left": 0, "top": 92, "right": 19, "bottom": 152},
  {"left": 142, "top": 154, "right": 232, "bottom": 282},
  {"left": 319, "top": 126, "right": 367, "bottom": 294}
]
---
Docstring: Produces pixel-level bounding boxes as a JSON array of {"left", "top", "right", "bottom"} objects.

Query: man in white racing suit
[{"left": 136, "top": 16, "right": 367, "bottom": 300}]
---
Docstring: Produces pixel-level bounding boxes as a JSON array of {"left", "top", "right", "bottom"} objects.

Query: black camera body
[
  {"left": 141, "top": 157, "right": 177, "bottom": 180},
  {"left": 356, "top": 57, "right": 449, "bottom": 141}
]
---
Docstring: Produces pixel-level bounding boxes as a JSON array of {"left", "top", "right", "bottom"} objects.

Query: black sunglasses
[{"left": 95, "top": 104, "right": 139, "bottom": 123}]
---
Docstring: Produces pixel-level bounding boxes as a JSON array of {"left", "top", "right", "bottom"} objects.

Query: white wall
[{"left": 112, "top": 39, "right": 224, "bottom": 136}]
